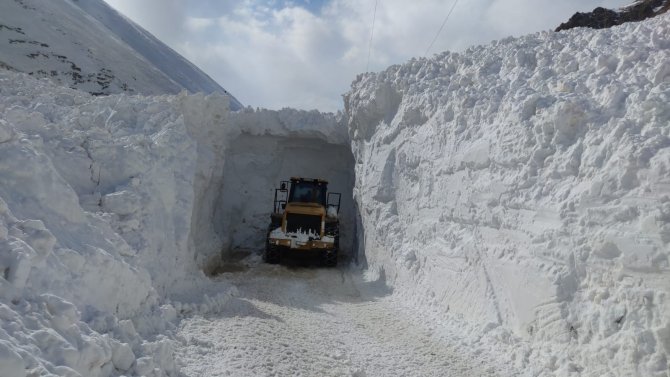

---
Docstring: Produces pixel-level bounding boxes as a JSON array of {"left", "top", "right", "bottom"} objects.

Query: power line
[
  {"left": 366, "top": 0, "right": 379, "bottom": 72},
  {"left": 424, "top": 0, "right": 459, "bottom": 57}
]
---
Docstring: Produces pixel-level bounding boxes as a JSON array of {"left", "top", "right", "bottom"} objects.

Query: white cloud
[
  {"left": 184, "top": 18, "right": 215, "bottom": 33},
  {"left": 104, "top": 0, "right": 631, "bottom": 111}
]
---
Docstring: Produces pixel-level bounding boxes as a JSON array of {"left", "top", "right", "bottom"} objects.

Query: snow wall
[
  {"left": 0, "top": 71, "right": 354, "bottom": 376},
  {"left": 345, "top": 14, "right": 670, "bottom": 376}
]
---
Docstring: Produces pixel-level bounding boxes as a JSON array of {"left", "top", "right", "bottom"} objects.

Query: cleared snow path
[{"left": 175, "top": 257, "right": 501, "bottom": 377}]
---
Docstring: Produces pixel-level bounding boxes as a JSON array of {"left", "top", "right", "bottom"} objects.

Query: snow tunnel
[{"left": 192, "top": 125, "right": 357, "bottom": 272}]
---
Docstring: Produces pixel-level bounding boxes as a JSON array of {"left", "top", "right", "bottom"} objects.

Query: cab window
[{"left": 289, "top": 182, "right": 326, "bottom": 205}]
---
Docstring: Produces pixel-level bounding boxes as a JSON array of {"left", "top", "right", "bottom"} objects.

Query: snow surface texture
[
  {"left": 176, "top": 258, "right": 506, "bottom": 377},
  {"left": 0, "top": 71, "right": 351, "bottom": 376},
  {"left": 0, "top": 0, "right": 241, "bottom": 108},
  {"left": 345, "top": 13, "right": 670, "bottom": 376},
  {"left": 0, "top": 73, "right": 195, "bottom": 377}
]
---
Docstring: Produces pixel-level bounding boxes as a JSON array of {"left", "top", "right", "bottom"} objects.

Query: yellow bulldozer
[{"left": 265, "top": 177, "right": 341, "bottom": 266}]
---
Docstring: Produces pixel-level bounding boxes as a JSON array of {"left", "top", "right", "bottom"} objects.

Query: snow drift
[
  {"left": 0, "top": 71, "right": 353, "bottom": 376},
  {"left": 345, "top": 13, "right": 670, "bottom": 376}
]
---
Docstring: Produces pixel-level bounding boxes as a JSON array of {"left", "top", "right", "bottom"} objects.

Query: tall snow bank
[
  {"left": 0, "top": 70, "right": 353, "bottom": 376},
  {"left": 0, "top": 72, "right": 196, "bottom": 376},
  {"left": 345, "top": 14, "right": 670, "bottom": 376}
]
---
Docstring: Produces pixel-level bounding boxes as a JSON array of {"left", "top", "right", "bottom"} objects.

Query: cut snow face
[
  {"left": 0, "top": 72, "right": 192, "bottom": 377},
  {"left": 345, "top": 12, "right": 670, "bottom": 376},
  {"left": 213, "top": 134, "right": 355, "bottom": 260},
  {"left": 183, "top": 105, "right": 357, "bottom": 273}
]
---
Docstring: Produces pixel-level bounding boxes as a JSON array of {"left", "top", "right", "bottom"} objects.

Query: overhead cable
[
  {"left": 424, "top": 0, "right": 459, "bottom": 57},
  {"left": 366, "top": 0, "right": 379, "bottom": 72}
]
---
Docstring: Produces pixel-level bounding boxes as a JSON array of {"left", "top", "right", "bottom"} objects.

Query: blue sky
[
  {"left": 104, "top": 0, "right": 630, "bottom": 112},
  {"left": 282, "top": 0, "right": 329, "bottom": 13}
]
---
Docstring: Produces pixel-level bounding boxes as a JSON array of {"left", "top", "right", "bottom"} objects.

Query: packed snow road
[{"left": 175, "top": 256, "right": 501, "bottom": 377}]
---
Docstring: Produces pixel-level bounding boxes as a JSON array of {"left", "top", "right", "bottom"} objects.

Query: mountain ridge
[
  {"left": 556, "top": 0, "right": 670, "bottom": 31},
  {"left": 0, "top": 0, "right": 242, "bottom": 109}
]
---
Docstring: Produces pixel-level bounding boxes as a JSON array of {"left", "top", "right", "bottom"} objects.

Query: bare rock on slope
[{"left": 556, "top": 0, "right": 670, "bottom": 31}]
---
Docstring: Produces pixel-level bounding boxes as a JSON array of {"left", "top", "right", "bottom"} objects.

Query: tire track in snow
[{"left": 175, "top": 259, "right": 501, "bottom": 376}]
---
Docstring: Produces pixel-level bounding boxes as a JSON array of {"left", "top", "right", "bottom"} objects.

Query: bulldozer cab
[
  {"left": 289, "top": 178, "right": 327, "bottom": 205},
  {"left": 273, "top": 177, "right": 341, "bottom": 215}
]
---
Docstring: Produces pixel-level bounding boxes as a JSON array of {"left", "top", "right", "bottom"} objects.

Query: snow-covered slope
[
  {"left": 345, "top": 13, "right": 670, "bottom": 376},
  {"left": 72, "top": 0, "right": 242, "bottom": 109},
  {"left": 0, "top": 0, "right": 241, "bottom": 109}
]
